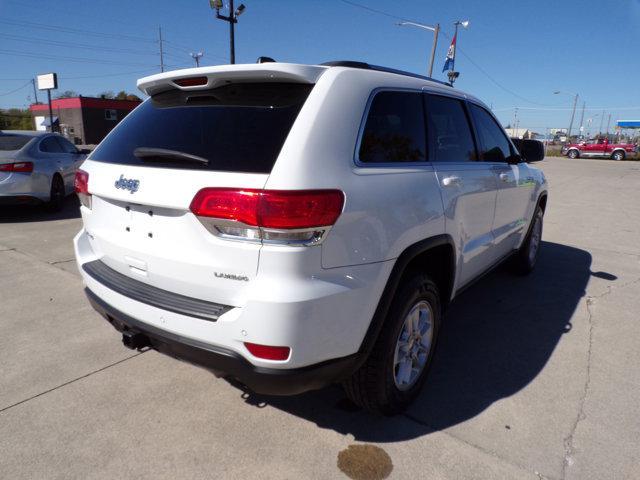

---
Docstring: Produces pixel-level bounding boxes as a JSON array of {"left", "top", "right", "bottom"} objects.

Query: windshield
[
  {"left": 0, "top": 135, "right": 32, "bottom": 151},
  {"left": 90, "top": 82, "right": 313, "bottom": 173}
]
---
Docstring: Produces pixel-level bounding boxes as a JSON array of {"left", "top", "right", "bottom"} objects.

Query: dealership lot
[{"left": 1, "top": 157, "right": 638, "bottom": 479}]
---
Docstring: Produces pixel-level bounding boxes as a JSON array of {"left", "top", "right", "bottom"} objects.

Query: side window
[
  {"left": 39, "top": 136, "right": 64, "bottom": 153},
  {"left": 358, "top": 91, "right": 426, "bottom": 163},
  {"left": 469, "top": 104, "right": 513, "bottom": 162},
  {"left": 55, "top": 136, "right": 78, "bottom": 154},
  {"left": 425, "top": 95, "right": 476, "bottom": 162}
]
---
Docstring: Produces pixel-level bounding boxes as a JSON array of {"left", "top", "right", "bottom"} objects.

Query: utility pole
[
  {"left": 606, "top": 114, "right": 611, "bottom": 136},
  {"left": 397, "top": 21, "right": 440, "bottom": 77},
  {"left": 212, "top": 0, "right": 247, "bottom": 64},
  {"left": 191, "top": 52, "right": 204, "bottom": 67},
  {"left": 31, "top": 78, "right": 39, "bottom": 104},
  {"left": 158, "top": 26, "right": 164, "bottom": 72},
  {"left": 567, "top": 93, "right": 578, "bottom": 140},
  {"left": 599, "top": 110, "right": 605, "bottom": 136},
  {"left": 579, "top": 101, "right": 585, "bottom": 138}
]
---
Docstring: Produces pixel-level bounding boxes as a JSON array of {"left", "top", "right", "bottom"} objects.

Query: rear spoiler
[{"left": 137, "top": 63, "right": 327, "bottom": 96}]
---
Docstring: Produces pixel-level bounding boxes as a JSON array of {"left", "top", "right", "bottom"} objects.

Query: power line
[
  {"left": 59, "top": 69, "right": 158, "bottom": 80},
  {"left": 0, "top": 49, "right": 154, "bottom": 67},
  {"left": 0, "top": 81, "right": 31, "bottom": 97},
  {"left": 493, "top": 105, "right": 640, "bottom": 112},
  {"left": 337, "top": 1, "right": 564, "bottom": 108},
  {"left": 338, "top": 0, "right": 418, "bottom": 22},
  {"left": 0, "top": 32, "right": 157, "bottom": 56},
  {"left": 0, "top": 18, "right": 157, "bottom": 43}
]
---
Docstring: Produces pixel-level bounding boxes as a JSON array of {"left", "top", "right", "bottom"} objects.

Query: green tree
[
  {"left": 55, "top": 90, "right": 78, "bottom": 99},
  {"left": 0, "top": 109, "right": 33, "bottom": 130},
  {"left": 115, "top": 90, "right": 142, "bottom": 102}
]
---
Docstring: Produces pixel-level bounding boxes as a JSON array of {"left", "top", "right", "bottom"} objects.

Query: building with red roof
[{"left": 29, "top": 96, "right": 141, "bottom": 145}]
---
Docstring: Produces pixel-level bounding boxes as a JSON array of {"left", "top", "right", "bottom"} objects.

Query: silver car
[{"left": 0, "top": 131, "right": 86, "bottom": 211}]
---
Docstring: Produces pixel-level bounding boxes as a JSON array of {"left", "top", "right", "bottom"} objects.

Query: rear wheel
[
  {"left": 343, "top": 273, "right": 441, "bottom": 415},
  {"left": 567, "top": 149, "right": 579, "bottom": 159},
  {"left": 512, "top": 205, "right": 543, "bottom": 275},
  {"left": 46, "top": 175, "right": 65, "bottom": 212},
  {"left": 611, "top": 150, "right": 625, "bottom": 161}
]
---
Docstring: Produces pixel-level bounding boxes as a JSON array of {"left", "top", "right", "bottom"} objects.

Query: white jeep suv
[{"left": 74, "top": 61, "right": 547, "bottom": 414}]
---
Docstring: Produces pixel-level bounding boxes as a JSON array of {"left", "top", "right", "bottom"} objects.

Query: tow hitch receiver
[{"left": 122, "top": 330, "right": 150, "bottom": 350}]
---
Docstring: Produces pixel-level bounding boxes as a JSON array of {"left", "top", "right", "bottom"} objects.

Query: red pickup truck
[{"left": 562, "top": 138, "right": 638, "bottom": 160}]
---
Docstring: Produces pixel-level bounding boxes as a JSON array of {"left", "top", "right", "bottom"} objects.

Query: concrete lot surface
[{"left": 1, "top": 157, "right": 638, "bottom": 479}]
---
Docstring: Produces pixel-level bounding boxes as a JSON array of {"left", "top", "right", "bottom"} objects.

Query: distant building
[
  {"left": 29, "top": 96, "right": 142, "bottom": 145},
  {"left": 504, "top": 128, "right": 539, "bottom": 139}
]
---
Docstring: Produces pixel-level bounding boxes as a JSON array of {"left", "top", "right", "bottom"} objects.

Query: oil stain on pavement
[{"left": 337, "top": 444, "right": 393, "bottom": 480}]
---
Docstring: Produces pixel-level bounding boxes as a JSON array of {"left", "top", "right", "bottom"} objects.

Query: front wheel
[
  {"left": 567, "top": 149, "right": 579, "bottom": 159},
  {"left": 343, "top": 273, "right": 441, "bottom": 415},
  {"left": 611, "top": 150, "right": 625, "bottom": 161},
  {"left": 512, "top": 206, "right": 543, "bottom": 275}
]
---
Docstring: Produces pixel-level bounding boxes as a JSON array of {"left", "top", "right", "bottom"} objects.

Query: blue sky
[{"left": 0, "top": 0, "right": 638, "bottom": 133}]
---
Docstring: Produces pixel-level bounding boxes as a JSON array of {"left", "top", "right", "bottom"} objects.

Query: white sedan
[{"left": 0, "top": 131, "right": 87, "bottom": 211}]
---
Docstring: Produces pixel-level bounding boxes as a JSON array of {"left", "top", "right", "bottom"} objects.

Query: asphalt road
[{"left": 1, "top": 157, "right": 638, "bottom": 480}]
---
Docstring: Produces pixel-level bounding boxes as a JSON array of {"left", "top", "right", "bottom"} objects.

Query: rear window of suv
[{"left": 90, "top": 82, "right": 313, "bottom": 173}]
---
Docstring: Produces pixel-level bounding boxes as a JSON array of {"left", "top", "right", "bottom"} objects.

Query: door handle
[
  {"left": 499, "top": 173, "right": 510, "bottom": 182},
  {"left": 442, "top": 175, "right": 462, "bottom": 187}
]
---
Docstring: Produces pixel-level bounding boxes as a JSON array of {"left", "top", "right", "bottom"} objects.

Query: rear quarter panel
[{"left": 265, "top": 68, "right": 446, "bottom": 269}]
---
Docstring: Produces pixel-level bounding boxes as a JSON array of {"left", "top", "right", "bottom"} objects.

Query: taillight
[
  {"left": 190, "top": 188, "right": 344, "bottom": 246},
  {"left": 74, "top": 169, "right": 91, "bottom": 209},
  {"left": 244, "top": 342, "right": 291, "bottom": 361},
  {"left": 0, "top": 161, "right": 33, "bottom": 173}
]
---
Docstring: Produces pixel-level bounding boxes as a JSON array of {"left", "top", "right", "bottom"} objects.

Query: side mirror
[{"left": 511, "top": 138, "right": 544, "bottom": 163}]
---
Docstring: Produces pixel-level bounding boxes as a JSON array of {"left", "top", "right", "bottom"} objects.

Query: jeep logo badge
[{"left": 114, "top": 175, "right": 140, "bottom": 194}]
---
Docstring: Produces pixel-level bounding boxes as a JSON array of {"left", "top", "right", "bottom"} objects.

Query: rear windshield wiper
[{"left": 134, "top": 147, "right": 209, "bottom": 165}]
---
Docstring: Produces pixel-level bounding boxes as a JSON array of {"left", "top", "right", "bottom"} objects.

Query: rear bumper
[{"left": 85, "top": 288, "right": 361, "bottom": 395}]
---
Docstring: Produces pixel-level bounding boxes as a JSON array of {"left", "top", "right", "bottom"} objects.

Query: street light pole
[
  {"left": 229, "top": 0, "right": 235, "bottom": 64},
  {"left": 447, "top": 20, "right": 469, "bottom": 86},
  {"left": 191, "top": 52, "right": 204, "bottom": 67},
  {"left": 212, "top": 0, "right": 246, "bottom": 64},
  {"left": 397, "top": 21, "right": 440, "bottom": 77}
]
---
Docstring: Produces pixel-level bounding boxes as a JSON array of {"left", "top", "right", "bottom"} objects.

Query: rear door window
[
  {"left": 425, "top": 95, "right": 477, "bottom": 162},
  {"left": 358, "top": 91, "right": 426, "bottom": 163},
  {"left": 469, "top": 104, "right": 513, "bottom": 162},
  {"left": 89, "top": 82, "right": 313, "bottom": 174}
]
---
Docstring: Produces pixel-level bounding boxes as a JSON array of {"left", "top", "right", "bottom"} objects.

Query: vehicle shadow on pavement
[
  {"left": 0, "top": 195, "right": 80, "bottom": 223},
  {"left": 235, "top": 241, "right": 604, "bottom": 441}
]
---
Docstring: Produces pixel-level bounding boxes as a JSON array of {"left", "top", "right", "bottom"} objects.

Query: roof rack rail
[{"left": 320, "top": 60, "right": 451, "bottom": 87}]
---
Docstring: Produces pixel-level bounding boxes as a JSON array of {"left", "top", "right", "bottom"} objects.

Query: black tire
[
  {"left": 46, "top": 174, "right": 65, "bottom": 212},
  {"left": 611, "top": 150, "right": 625, "bottom": 161},
  {"left": 512, "top": 205, "right": 543, "bottom": 275},
  {"left": 567, "top": 149, "right": 579, "bottom": 159},
  {"left": 343, "top": 273, "right": 441, "bottom": 415}
]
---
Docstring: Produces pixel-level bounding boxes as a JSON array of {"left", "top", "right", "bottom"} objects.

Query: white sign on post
[{"left": 37, "top": 73, "right": 58, "bottom": 91}]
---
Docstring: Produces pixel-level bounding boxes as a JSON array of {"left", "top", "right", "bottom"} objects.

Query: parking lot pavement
[{"left": 0, "top": 157, "right": 638, "bottom": 480}]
